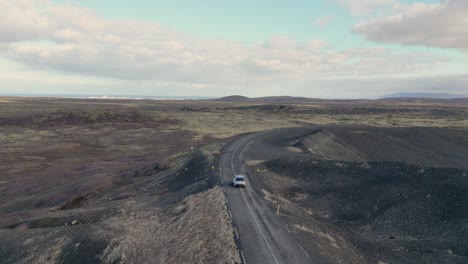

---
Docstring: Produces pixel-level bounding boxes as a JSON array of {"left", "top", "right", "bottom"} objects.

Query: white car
[{"left": 233, "top": 175, "right": 246, "bottom": 188}]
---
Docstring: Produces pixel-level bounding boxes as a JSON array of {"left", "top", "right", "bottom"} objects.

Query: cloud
[
  {"left": 354, "top": 0, "right": 468, "bottom": 52},
  {"left": 0, "top": 0, "right": 454, "bottom": 96},
  {"left": 314, "top": 15, "right": 335, "bottom": 26},
  {"left": 328, "top": 0, "right": 397, "bottom": 16}
]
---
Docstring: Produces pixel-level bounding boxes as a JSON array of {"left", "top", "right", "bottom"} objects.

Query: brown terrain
[{"left": 0, "top": 96, "right": 467, "bottom": 263}]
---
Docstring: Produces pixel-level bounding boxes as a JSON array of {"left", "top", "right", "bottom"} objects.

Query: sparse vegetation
[
  {"left": 100, "top": 187, "right": 240, "bottom": 264},
  {"left": 0, "top": 97, "right": 466, "bottom": 263}
]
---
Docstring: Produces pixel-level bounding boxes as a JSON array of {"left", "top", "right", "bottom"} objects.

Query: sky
[{"left": 0, "top": 0, "right": 468, "bottom": 98}]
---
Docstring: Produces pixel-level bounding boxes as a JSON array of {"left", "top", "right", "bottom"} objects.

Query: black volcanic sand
[
  {"left": 0, "top": 150, "right": 219, "bottom": 264},
  {"left": 253, "top": 159, "right": 468, "bottom": 263},
  {"left": 245, "top": 126, "right": 468, "bottom": 264},
  {"left": 296, "top": 126, "right": 468, "bottom": 169}
]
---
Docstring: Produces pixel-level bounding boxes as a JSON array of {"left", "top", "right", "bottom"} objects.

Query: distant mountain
[
  {"left": 215, "top": 94, "right": 468, "bottom": 103},
  {"left": 215, "top": 95, "right": 252, "bottom": 102},
  {"left": 382, "top": 93, "right": 466, "bottom": 99},
  {"left": 255, "top": 96, "right": 322, "bottom": 102},
  {"left": 214, "top": 95, "right": 327, "bottom": 103}
]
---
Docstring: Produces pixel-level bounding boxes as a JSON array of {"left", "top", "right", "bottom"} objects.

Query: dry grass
[
  {"left": 17, "top": 236, "right": 70, "bottom": 264},
  {"left": 1, "top": 97, "right": 466, "bottom": 263},
  {"left": 159, "top": 110, "right": 299, "bottom": 139},
  {"left": 156, "top": 103, "right": 468, "bottom": 140},
  {"left": 100, "top": 187, "right": 240, "bottom": 264}
]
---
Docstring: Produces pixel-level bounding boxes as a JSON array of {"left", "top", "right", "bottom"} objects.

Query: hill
[
  {"left": 382, "top": 92, "right": 466, "bottom": 99},
  {"left": 214, "top": 95, "right": 251, "bottom": 102},
  {"left": 215, "top": 95, "right": 326, "bottom": 103}
]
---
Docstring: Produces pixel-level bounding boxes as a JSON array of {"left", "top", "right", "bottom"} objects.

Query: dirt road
[
  {"left": 219, "top": 127, "right": 324, "bottom": 264},
  {"left": 220, "top": 125, "right": 468, "bottom": 264}
]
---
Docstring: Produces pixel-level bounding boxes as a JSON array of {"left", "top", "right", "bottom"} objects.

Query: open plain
[{"left": 0, "top": 96, "right": 467, "bottom": 263}]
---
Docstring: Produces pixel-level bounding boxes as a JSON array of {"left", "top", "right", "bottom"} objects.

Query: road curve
[{"left": 219, "top": 128, "right": 317, "bottom": 264}]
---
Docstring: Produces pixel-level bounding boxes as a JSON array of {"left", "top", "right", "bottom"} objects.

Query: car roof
[{"left": 235, "top": 175, "right": 245, "bottom": 178}]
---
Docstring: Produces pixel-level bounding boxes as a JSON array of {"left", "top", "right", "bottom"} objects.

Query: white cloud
[
  {"left": 314, "top": 15, "right": 335, "bottom": 26},
  {"left": 354, "top": 0, "right": 468, "bottom": 52},
  {"left": 328, "top": 0, "right": 397, "bottom": 16},
  {"left": 0, "top": 0, "right": 458, "bottom": 97}
]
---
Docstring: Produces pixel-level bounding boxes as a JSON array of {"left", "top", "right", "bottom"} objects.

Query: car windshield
[{"left": 236, "top": 177, "right": 244, "bottom": 181}]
